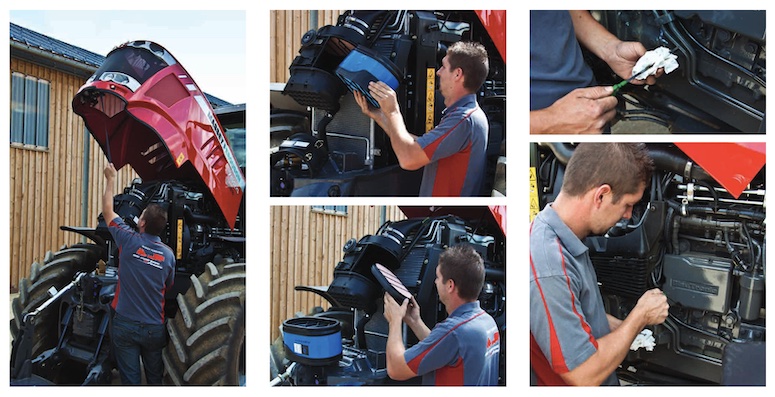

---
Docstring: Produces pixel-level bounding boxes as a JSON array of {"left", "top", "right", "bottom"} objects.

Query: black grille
[{"left": 591, "top": 256, "right": 651, "bottom": 298}]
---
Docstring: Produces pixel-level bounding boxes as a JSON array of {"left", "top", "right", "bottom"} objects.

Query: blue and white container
[{"left": 282, "top": 317, "right": 343, "bottom": 366}]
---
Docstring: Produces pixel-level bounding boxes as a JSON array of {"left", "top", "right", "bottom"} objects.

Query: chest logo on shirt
[{"left": 133, "top": 245, "right": 166, "bottom": 269}]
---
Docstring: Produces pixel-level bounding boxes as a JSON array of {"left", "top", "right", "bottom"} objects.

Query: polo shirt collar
[
  {"left": 441, "top": 93, "right": 477, "bottom": 115},
  {"left": 544, "top": 204, "right": 589, "bottom": 257}
]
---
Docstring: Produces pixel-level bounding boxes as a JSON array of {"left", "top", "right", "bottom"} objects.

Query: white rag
[
  {"left": 632, "top": 46, "right": 679, "bottom": 80},
  {"left": 630, "top": 328, "right": 656, "bottom": 351}
]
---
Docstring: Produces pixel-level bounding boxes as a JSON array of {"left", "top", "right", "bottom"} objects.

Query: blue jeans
[{"left": 112, "top": 312, "right": 167, "bottom": 385}]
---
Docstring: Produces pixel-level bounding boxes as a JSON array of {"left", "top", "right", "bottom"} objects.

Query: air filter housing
[
  {"left": 335, "top": 46, "right": 401, "bottom": 108},
  {"left": 282, "top": 317, "right": 342, "bottom": 366}
]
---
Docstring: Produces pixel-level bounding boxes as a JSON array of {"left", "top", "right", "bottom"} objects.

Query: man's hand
[
  {"left": 605, "top": 41, "right": 662, "bottom": 86},
  {"left": 383, "top": 292, "right": 409, "bottom": 325},
  {"left": 530, "top": 86, "right": 618, "bottom": 134},
  {"left": 633, "top": 288, "right": 669, "bottom": 325},
  {"left": 367, "top": 81, "right": 399, "bottom": 114},
  {"left": 104, "top": 163, "right": 117, "bottom": 181}
]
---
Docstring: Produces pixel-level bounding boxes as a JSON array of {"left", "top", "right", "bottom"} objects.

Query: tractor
[{"left": 10, "top": 40, "right": 246, "bottom": 385}]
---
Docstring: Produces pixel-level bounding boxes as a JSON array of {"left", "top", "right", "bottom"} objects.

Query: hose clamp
[{"left": 684, "top": 160, "right": 693, "bottom": 180}]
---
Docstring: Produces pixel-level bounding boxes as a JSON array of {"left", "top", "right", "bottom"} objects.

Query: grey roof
[
  {"left": 10, "top": 22, "right": 234, "bottom": 108},
  {"left": 10, "top": 22, "right": 104, "bottom": 68}
]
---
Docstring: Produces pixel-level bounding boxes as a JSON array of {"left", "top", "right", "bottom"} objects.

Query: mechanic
[
  {"left": 354, "top": 41, "right": 489, "bottom": 196},
  {"left": 383, "top": 245, "right": 500, "bottom": 385},
  {"left": 529, "top": 143, "right": 669, "bottom": 385},
  {"left": 530, "top": 10, "right": 660, "bottom": 134},
  {"left": 103, "top": 163, "right": 175, "bottom": 385}
]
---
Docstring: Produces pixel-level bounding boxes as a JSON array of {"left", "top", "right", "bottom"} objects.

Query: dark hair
[
  {"left": 446, "top": 41, "right": 489, "bottom": 92},
  {"left": 562, "top": 143, "right": 654, "bottom": 203},
  {"left": 438, "top": 245, "right": 485, "bottom": 301},
  {"left": 141, "top": 204, "right": 168, "bottom": 236}
]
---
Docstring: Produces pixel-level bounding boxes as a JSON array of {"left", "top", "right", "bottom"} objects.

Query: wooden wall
[
  {"left": 9, "top": 58, "right": 137, "bottom": 292},
  {"left": 270, "top": 10, "right": 344, "bottom": 83},
  {"left": 269, "top": 205, "right": 406, "bottom": 342}
]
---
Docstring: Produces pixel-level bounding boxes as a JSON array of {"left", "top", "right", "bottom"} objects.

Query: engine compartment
[
  {"left": 589, "top": 10, "right": 765, "bottom": 133},
  {"left": 533, "top": 143, "right": 765, "bottom": 384}
]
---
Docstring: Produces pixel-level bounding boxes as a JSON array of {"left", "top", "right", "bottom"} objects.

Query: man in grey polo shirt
[{"left": 530, "top": 143, "right": 669, "bottom": 385}]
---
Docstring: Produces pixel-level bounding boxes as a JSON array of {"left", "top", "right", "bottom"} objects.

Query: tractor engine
[
  {"left": 271, "top": 212, "right": 506, "bottom": 385},
  {"left": 105, "top": 179, "right": 245, "bottom": 296}
]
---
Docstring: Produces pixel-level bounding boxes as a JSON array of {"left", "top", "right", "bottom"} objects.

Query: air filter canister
[
  {"left": 335, "top": 46, "right": 401, "bottom": 108},
  {"left": 282, "top": 317, "right": 342, "bottom": 366}
]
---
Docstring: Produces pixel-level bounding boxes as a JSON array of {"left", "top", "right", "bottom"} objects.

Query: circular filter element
[{"left": 371, "top": 263, "right": 412, "bottom": 304}]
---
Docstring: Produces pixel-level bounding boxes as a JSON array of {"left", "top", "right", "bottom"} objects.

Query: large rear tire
[
  {"left": 164, "top": 261, "right": 246, "bottom": 385},
  {"left": 10, "top": 244, "right": 103, "bottom": 358}
]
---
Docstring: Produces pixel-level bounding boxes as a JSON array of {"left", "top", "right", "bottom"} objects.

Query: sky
[{"left": 9, "top": 10, "right": 247, "bottom": 105}]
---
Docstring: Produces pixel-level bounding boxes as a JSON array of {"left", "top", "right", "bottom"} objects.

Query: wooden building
[{"left": 270, "top": 205, "right": 406, "bottom": 342}]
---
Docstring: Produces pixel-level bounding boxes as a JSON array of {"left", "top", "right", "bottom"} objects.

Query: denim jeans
[{"left": 112, "top": 312, "right": 167, "bottom": 385}]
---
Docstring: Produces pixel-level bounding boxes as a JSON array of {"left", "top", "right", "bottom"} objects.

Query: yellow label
[
  {"left": 530, "top": 167, "right": 540, "bottom": 222},
  {"left": 176, "top": 219, "right": 183, "bottom": 259},
  {"left": 425, "top": 68, "right": 435, "bottom": 132},
  {"left": 176, "top": 153, "right": 185, "bottom": 166}
]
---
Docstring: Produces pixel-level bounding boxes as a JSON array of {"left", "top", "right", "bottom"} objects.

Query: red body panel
[
  {"left": 399, "top": 206, "right": 506, "bottom": 237},
  {"left": 675, "top": 142, "right": 765, "bottom": 199},
  {"left": 73, "top": 41, "right": 245, "bottom": 228},
  {"left": 476, "top": 10, "right": 506, "bottom": 63}
]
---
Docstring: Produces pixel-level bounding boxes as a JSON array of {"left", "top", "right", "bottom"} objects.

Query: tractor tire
[
  {"left": 164, "top": 261, "right": 246, "bottom": 385},
  {"left": 10, "top": 244, "right": 103, "bottom": 358}
]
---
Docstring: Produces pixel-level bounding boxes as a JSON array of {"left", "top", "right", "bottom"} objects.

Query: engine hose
[
  {"left": 694, "top": 180, "right": 720, "bottom": 212},
  {"left": 316, "top": 112, "right": 335, "bottom": 150},
  {"left": 184, "top": 206, "right": 220, "bottom": 225},
  {"left": 485, "top": 267, "right": 505, "bottom": 282},
  {"left": 539, "top": 143, "right": 714, "bottom": 183},
  {"left": 665, "top": 199, "right": 766, "bottom": 222},
  {"left": 269, "top": 362, "right": 297, "bottom": 386}
]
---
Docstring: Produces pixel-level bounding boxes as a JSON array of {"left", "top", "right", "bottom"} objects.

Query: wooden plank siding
[
  {"left": 9, "top": 58, "right": 137, "bottom": 292},
  {"left": 269, "top": 205, "right": 406, "bottom": 342},
  {"left": 269, "top": 10, "right": 344, "bottom": 83}
]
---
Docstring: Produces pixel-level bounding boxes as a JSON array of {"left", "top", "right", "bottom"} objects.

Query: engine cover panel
[{"left": 662, "top": 253, "right": 733, "bottom": 313}]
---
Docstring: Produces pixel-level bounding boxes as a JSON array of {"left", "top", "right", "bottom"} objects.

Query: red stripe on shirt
[
  {"left": 530, "top": 233, "right": 598, "bottom": 381},
  {"left": 422, "top": 109, "right": 476, "bottom": 196},
  {"left": 406, "top": 311, "right": 486, "bottom": 377},
  {"left": 434, "top": 357, "right": 465, "bottom": 385}
]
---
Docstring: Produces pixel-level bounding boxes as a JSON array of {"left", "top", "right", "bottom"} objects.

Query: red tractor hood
[
  {"left": 399, "top": 206, "right": 506, "bottom": 237},
  {"left": 675, "top": 143, "right": 765, "bottom": 199},
  {"left": 72, "top": 41, "right": 245, "bottom": 229}
]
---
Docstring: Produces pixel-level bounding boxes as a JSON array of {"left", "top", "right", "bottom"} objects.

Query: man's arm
[
  {"left": 569, "top": 10, "right": 658, "bottom": 85},
  {"left": 560, "top": 289, "right": 668, "bottom": 385},
  {"left": 383, "top": 293, "right": 419, "bottom": 381},
  {"left": 354, "top": 83, "right": 430, "bottom": 170},
  {"left": 102, "top": 163, "right": 119, "bottom": 224}
]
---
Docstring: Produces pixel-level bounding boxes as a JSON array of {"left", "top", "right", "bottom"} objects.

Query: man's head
[
  {"left": 561, "top": 143, "right": 654, "bottom": 235},
  {"left": 138, "top": 204, "right": 167, "bottom": 236},
  {"left": 435, "top": 245, "right": 485, "bottom": 306},
  {"left": 437, "top": 41, "right": 489, "bottom": 101}
]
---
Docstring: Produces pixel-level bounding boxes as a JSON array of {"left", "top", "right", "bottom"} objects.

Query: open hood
[
  {"left": 399, "top": 206, "right": 506, "bottom": 237},
  {"left": 72, "top": 41, "right": 245, "bottom": 228}
]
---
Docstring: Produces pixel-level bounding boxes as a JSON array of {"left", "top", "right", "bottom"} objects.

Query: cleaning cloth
[
  {"left": 632, "top": 46, "right": 679, "bottom": 80},
  {"left": 630, "top": 328, "right": 656, "bottom": 351}
]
